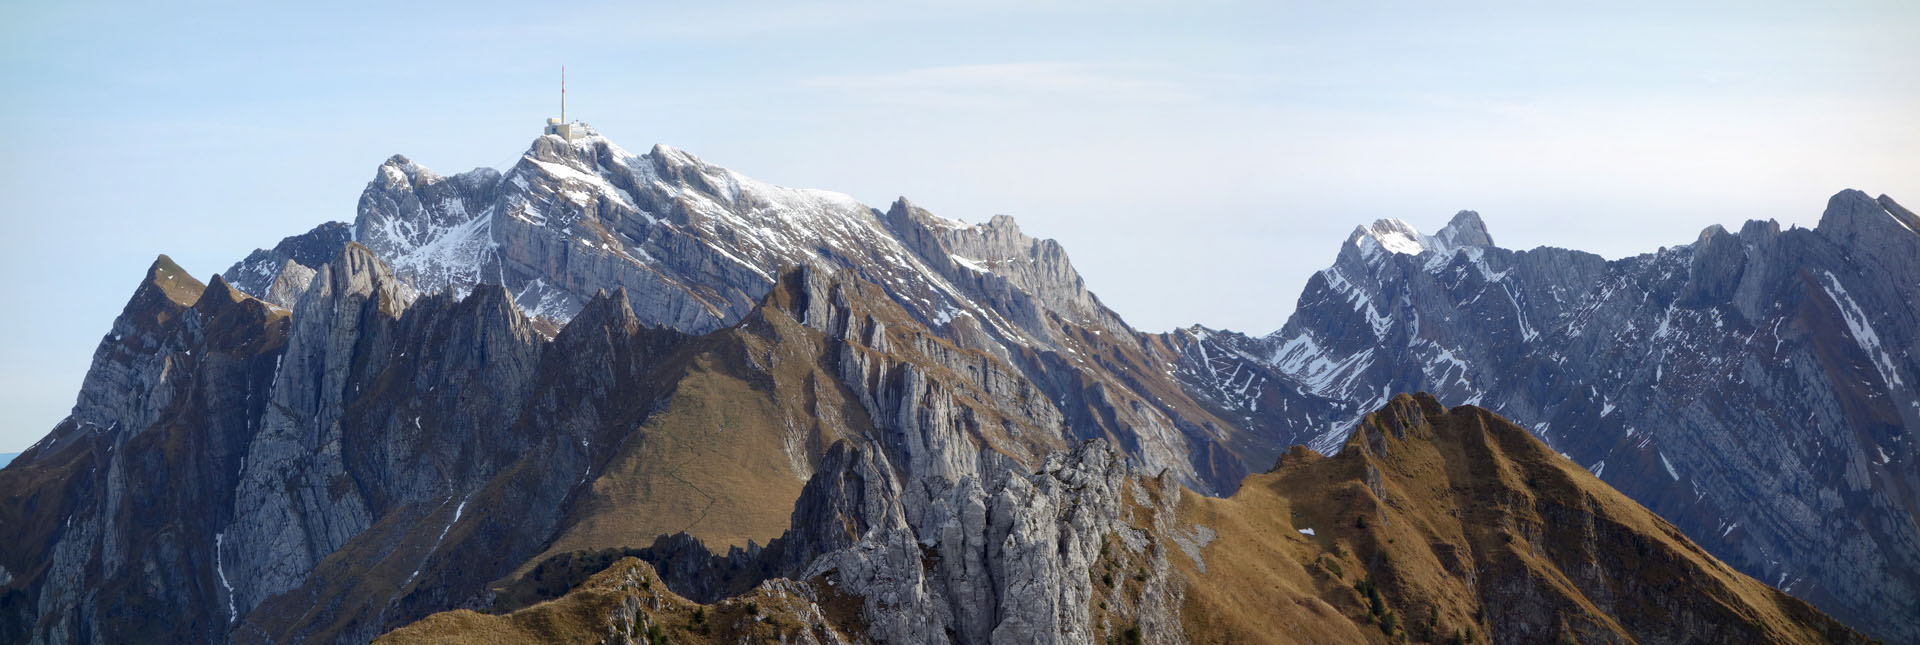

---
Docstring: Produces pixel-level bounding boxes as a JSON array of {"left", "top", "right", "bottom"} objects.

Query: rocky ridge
[
  {"left": 250, "top": 130, "right": 1335, "bottom": 495},
  {"left": 1179, "top": 192, "right": 1920, "bottom": 641}
]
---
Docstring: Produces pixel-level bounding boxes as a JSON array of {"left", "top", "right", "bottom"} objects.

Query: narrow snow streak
[
  {"left": 214, "top": 532, "right": 237, "bottom": 624},
  {"left": 403, "top": 496, "right": 470, "bottom": 587},
  {"left": 1885, "top": 205, "right": 1919, "bottom": 235},
  {"left": 1818, "top": 271, "right": 1905, "bottom": 392}
]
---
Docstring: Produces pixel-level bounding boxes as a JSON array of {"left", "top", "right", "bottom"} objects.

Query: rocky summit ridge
[
  {"left": 224, "top": 131, "right": 1294, "bottom": 498},
  {"left": 0, "top": 128, "right": 1911, "bottom": 643}
]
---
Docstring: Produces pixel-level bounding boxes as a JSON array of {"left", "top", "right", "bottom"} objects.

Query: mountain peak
[
  {"left": 145, "top": 254, "right": 206, "bottom": 308},
  {"left": 559, "top": 287, "right": 640, "bottom": 343},
  {"left": 192, "top": 273, "right": 247, "bottom": 315},
  {"left": 1436, "top": 210, "right": 1495, "bottom": 248},
  {"left": 316, "top": 241, "right": 415, "bottom": 315},
  {"left": 1817, "top": 188, "right": 1919, "bottom": 241},
  {"left": 1361, "top": 218, "right": 1422, "bottom": 249},
  {"left": 884, "top": 197, "right": 972, "bottom": 234},
  {"left": 1347, "top": 218, "right": 1431, "bottom": 256},
  {"left": 1347, "top": 212, "right": 1496, "bottom": 260},
  {"left": 376, "top": 154, "right": 440, "bottom": 188},
  {"left": 1695, "top": 222, "right": 1731, "bottom": 245}
]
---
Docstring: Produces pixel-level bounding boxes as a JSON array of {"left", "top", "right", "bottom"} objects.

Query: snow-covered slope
[{"left": 353, "top": 128, "right": 1094, "bottom": 349}]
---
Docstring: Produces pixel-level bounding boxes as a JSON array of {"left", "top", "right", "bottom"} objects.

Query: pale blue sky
[{"left": 3, "top": 1, "right": 1917, "bottom": 451}]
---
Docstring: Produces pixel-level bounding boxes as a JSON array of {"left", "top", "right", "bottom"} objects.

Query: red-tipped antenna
[{"left": 561, "top": 66, "right": 566, "bottom": 123}]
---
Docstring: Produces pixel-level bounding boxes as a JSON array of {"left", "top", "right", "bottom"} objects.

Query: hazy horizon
[{"left": 2, "top": 1, "right": 1916, "bottom": 452}]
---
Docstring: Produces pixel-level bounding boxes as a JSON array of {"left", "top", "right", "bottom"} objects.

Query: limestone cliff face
[{"left": 612, "top": 268, "right": 1176, "bottom": 644}]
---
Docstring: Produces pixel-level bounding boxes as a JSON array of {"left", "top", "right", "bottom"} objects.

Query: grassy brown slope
[
  {"left": 1172, "top": 451, "right": 1382, "bottom": 645},
  {"left": 515, "top": 320, "right": 867, "bottom": 578},
  {"left": 379, "top": 557, "right": 849, "bottom": 645},
  {"left": 1178, "top": 393, "right": 1868, "bottom": 644},
  {"left": 148, "top": 253, "right": 207, "bottom": 308},
  {"left": 498, "top": 268, "right": 1071, "bottom": 606}
]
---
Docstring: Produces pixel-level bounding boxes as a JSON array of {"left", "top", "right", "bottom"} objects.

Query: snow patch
[
  {"left": 949, "top": 254, "right": 989, "bottom": 273},
  {"left": 1818, "top": 271, "right": 1906, "bottom": 391},
  {"left": 404, "top": 496, "right": 472, "bottom": 587},
  {"left": 1367, "top": 220, "right": 1428, "bottom": 255}
]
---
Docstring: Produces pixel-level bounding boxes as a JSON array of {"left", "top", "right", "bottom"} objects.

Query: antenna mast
[{"left": 561, "top": 66, "right": 566, "bottom": 123}]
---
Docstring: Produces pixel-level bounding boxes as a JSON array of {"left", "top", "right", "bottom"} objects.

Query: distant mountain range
[
  {"left": 1174, "top": 190, "right": 1920, "bottom": 640},
  {"left": 0, "top": 453, "right": 14, "bottom": 469},
  {"left": 0, "top": 126, "right": 1910, "bottom": 643}
]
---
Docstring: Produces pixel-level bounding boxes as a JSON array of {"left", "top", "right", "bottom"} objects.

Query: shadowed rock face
[
  {"left": 0, "top": 259, "right": 289, "bottom": 644},
  {"left": 1181, "top": 191, "right": 1920, "bottom": 641}
]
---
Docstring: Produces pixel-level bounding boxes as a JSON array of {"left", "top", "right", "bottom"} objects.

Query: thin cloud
[{"left": 796, "top": 62, "right": 1197, "bottom": 109}]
